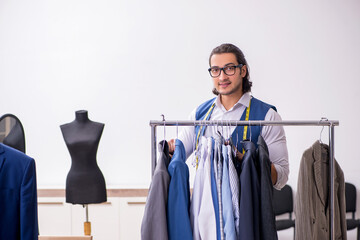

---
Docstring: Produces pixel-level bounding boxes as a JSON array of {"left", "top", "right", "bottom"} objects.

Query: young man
[{"left": 169, "top": 43, "right": 289, "bottom": 190}]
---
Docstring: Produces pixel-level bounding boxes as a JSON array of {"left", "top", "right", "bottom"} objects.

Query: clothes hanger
[
  {"left": 319, "top": 117, "right": 328, "bottom": 144},
  {"left": 226, "top": 119, "right": 236, "bottom": 160},
  {"left": 195, "top": 119, "right": 208, "bottom": 162},
  {"left": 176, "top": 121, "right": 179, "bottom": 140},
  {"left": 236, "top": 121, "right": 239, "bottom": 151},
  {"left": 224, "top": 120, "right": 235, "bottom": 153},
  {"left": 228, "top": 119, "right": 233, "bottom": 145},
  {"left": 193, "top": 118, "right": 196, "bottom": 153},
  {"left": 228, "top": 120, "right": 238, "bottom": 158},
  {"left": 191, "top": 119, "right": 197, "bottom": 168},
  {"left": 318, "top": 117, "right": 330, "bottom": 163},
  {"left": 226, "top": 119, "right": 230, "bottom": 143},
  {"left": 221, "top": 119, "right": 224, "bottom": 137},
  {"left": 161, "top": 114, "right": 166, "bottom": 150},
  {"left": 216, "top": 130, "right": 223, "bottom": 144}
]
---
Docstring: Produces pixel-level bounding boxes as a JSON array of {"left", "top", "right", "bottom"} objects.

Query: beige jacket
[{"left": 295, "top": 141, "right": 347, "bottom": 240}]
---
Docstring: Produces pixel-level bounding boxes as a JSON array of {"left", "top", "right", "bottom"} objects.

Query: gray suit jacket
[
  {"left": 295, "top": 141, "right": 347, "bottom": 240},
  {"left": 141, "top": 141, "right": 171, "bottom": 240}
]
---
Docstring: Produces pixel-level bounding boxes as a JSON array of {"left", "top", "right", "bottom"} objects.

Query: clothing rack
[{"left": 149, "top": 119, "right": 339, "bottom": 240}]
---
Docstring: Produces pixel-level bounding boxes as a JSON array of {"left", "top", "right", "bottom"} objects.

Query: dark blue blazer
[
  {"left": 257, "top": 136, "right": 278, "bottom": 240},
  {"left": 0, "top": 143, "right": 38, "bottom": 240},
  {"left": 239, "top": 140, "right": 260, "bottom": 240}
]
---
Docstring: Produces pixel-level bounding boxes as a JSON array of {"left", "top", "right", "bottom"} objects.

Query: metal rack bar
[
  {"left": 150, "top": 119, "right": 339, "bottom": 127},
  {"left": 149, "top": 119, "right": 339, "bottom": 240}
]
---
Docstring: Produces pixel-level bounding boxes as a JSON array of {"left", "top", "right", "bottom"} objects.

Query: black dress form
[{"left": 60, "top": 110, "right": 107, "bottom": 204}]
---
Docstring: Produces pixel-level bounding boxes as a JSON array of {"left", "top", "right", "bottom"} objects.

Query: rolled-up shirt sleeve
[
  {"left": 262, "top": 108, "right": 289, "bottom": 190},
  {"left": 178, "top": 108, "right": 196, "bottom": 160}
]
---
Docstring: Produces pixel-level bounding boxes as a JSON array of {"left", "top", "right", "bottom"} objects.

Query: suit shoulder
[{"left": 1, "top": 144, "right": 34, "bottom": 166}]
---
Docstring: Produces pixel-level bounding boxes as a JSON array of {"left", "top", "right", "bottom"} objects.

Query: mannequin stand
[{"left": 83, "top": 204, "right": 91, "bottom": 236}]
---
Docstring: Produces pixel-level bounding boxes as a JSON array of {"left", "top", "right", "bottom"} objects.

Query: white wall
[{"left": 1, "top": 0, "right": 359, "bottom": 200}]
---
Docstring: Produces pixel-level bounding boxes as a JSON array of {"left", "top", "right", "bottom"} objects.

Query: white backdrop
[{"left": 1, "top": 0, "right": 359, "bottom": 201}]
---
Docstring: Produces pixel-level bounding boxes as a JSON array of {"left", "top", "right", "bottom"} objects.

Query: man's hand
[
  {"left": 232, "top": 144, "right": 277, "bottom": 186},
  {"left": 271, "top": 163, "right": 278, "bottom": 185},
  {"left": 168, "top": 139, "right": 175, "bottom": 157}
]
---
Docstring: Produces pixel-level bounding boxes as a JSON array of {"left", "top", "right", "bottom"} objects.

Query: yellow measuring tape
[
  {"left": 195, "top": 97, "right": 252, "bottom": 168},
  {"left": 195, "top": 102, "right": 215, "bottom": 169},
  {"left": 242, "top": 98, "right": 251, "bottom": 154}
]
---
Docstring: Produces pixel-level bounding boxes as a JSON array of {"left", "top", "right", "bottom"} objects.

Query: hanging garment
[
  {"left": 141, "top": 140, "right": 171, "bottom": 240},
  {"left": 191, "top": 137, "right": 207, "bottom": 240},
  {"left": 198, "top": 137, "right": 217, "bottom": 240},
  {"left": 257, "top": 135, "right": 278, "bottom": 240},
  {"left": 227, "top": 145, "right": 240, "bottom": 238},
  {"left": 0, "top": 143, "right": 38, "bottom": 240},
  {"left": 295, "top": 141, "right": 347, "bottom": 240},
  {"left": 167, "top": 139, "right": 193, "bottom": 240},
  {"left": 221, "top": 145, "right": 237, "bottom": 240},
  {"left": 238, "top": 140, "right": 261, "bottom": 240},
  {"left": 215, "top": 141, "right": 225, "bottom": 240},
  {"left": 210, "top": 138, "right": 221, "bottom": 240},
  {"left": 179, "top": 92, "right": 289, "bottom": 190}
]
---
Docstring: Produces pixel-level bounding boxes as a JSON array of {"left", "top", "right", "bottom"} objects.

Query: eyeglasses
[{"left": 208, "top": 64, "right": 243, "bottom": 78}]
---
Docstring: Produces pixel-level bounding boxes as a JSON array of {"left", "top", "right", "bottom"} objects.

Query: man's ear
[{"left": 241, "top": 65, "right": 247, "bottom": 78}]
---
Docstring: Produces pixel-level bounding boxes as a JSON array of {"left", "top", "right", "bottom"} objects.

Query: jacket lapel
[{"left": 313, "top": 141, "right": 327, "bottom": 207}]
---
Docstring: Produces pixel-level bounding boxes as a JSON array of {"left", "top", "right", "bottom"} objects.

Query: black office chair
[
  {"left": 273, "top": 184, "right": 295, "bottom": 239},
  {"left": 345, "top": 182, "right": 360, "bottom": 240}
]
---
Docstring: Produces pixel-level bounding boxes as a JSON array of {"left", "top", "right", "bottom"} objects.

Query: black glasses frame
[{"left": 208, "top": 64, "right": 243, "bottom": 78}]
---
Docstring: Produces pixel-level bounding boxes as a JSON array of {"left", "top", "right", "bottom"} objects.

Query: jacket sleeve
[
  {"left": 20, "top": 158, "right": 39, "bottom": 239},
  {"left": 337, "top": 166, "right": 347, "bottom": 240},
  {"left": 295, "top": 152, "right": 314, "bottom": 240},
  {"left": 141, "top": 166, "right": 169, "bottom": 240}
]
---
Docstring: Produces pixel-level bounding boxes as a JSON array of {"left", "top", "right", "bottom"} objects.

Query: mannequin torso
[{"left": 60, "top": 110, "right": 107, "bottom": 204}]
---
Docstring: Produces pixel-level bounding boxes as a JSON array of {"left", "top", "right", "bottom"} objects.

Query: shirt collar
[{"left": 214, "top": 92, "right": 251, "bottom": 112}]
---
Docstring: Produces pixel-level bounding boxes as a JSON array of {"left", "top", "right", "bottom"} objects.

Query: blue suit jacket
[
  {"left": 167, "top": 139, "right": 193, "bottom": 240},
  {"left": 0, "top": 143, "right": 38, "bottom": 239}
]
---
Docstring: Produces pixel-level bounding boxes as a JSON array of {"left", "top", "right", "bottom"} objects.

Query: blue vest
[{"left": 195, "top": 96, "right": 276, "bottom": 151}]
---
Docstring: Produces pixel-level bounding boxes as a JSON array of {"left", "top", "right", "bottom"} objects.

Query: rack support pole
[
  {"left": 151, "top": 125, "right": 157, "bottom": 177},
  {"left": 329, "top": 124, "right": 335, "bottom": 240}
]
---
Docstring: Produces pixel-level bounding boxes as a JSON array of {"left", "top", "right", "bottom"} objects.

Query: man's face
[{"left": 210, "top": 53, "right": 246, "bottom": 97}]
